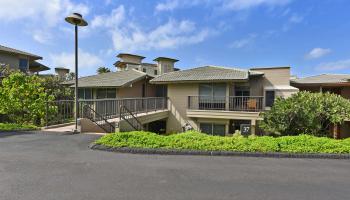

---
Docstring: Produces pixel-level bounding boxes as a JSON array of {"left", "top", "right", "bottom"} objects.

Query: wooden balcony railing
[{"left": 188, "top": 96, "right": 264, "bottom": 112}]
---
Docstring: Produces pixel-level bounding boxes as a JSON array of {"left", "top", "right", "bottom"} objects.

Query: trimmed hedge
[
  {"left": 0, "top": 123, "right": 38, "bottom": 131},
  {"left": 95, "top": 131, "right": 350, "bottom": 154}
]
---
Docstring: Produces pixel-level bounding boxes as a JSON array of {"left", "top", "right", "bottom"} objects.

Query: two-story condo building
[
  {"left": 71, "top": 53, "right": 299, "bottom": 135},
  {"left": 0, "top": 44, "right": 50, "bottom": 76},
  {"left": 150, "top": 65, "right": 299, "bottom": 135}
]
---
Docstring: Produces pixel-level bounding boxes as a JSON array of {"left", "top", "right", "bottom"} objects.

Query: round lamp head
[{"left": 65, "top": 13, "right": 88, "bottom": 26}]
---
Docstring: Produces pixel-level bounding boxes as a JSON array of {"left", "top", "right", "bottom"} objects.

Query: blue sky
[{"left": 0, "top": 0, "right": 350, "bottom": 77}]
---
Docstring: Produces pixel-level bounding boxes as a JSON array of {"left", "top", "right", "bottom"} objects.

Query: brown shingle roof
[
  {"left": 150, "top": 66, "right": 263, "bottom": 84},
  {"left": 63, "top": 69, "right": 148, "bottom": 88},
  {"left": 291, "top": 74, "right": 350, "bottom": 85}
]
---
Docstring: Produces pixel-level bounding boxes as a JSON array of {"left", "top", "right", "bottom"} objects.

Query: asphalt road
[{"left": 0, "top": 132, "right": 349, "bottom": 200}]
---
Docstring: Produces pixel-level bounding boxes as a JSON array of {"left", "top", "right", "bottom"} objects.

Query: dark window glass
[
  {"left": 154, "top": 70, "right": 158, "bottom": 75},
  {"left": 142, "top": 68, "right": 146, "bottom": 73},
  {"left": 19, "top": 58, "right": 28, "bottom": 72},
  {"left": 97, "top": 89, "right": 106, "bottom": 99},
  {"left": 235, "top": 86, "right": 250, "bottom": 96},
  {"left": 78, "top": 89, "right": 85, "bottom": 99},
  {"left": 213, "top": 124, "right": 226, "bottom": 136},
  {"left": 200, "top": 123, "right": 226, "bottom": 136},
  {"left": 85, "top": 89, "right": 92, "bottom": 99},
  {"left": 200, "top": 123, "right": 212, "bottom": 135},
  {"left": 265, "top": 91, "right": 275, "bottom": 107},
  {"left": 156, "top": 85, "right": 167, "bottom": 97},
  {"left": 106, "top": 89, "right": 116, "bottom": 98}
]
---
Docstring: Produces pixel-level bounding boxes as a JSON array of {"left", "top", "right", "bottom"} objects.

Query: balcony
[{"left": 188, "top": 96, "right": 264, "bottom": 112}]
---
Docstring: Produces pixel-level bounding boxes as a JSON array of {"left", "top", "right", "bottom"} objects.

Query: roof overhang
[
  {"left": 150, "top": 79, "right": 248, "bottom": 85},
  {"left": 264, "top": 85, "right": 299, "bottom": 91}
]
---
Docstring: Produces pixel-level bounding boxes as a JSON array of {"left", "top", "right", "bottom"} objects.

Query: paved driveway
[{"left": 0, "top": 132, "right": 349, "bottom": 200}]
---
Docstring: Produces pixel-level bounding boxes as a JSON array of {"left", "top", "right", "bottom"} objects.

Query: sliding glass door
[{"left": 199, "top": 83, "right": 226, "bottom": 110}]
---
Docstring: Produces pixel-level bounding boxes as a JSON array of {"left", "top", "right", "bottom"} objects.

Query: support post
[{"left": 74, "top": 25, "right": 79, "bottom": 133}]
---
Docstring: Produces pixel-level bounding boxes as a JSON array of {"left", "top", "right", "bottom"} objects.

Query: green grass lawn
[
  {"left": 95, "top": 131, "right": 350, "bottom": 154},
  {"left": 0, "top": 123, "right": 38, "bottom": 131}
]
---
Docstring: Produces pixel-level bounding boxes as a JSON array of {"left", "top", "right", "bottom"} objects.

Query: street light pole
[
  {"left": 65, "top": 13, "right": 88, "bottom": 133},
  {"left": 74, "top": 25, "right": 78, "bottom": 132}
]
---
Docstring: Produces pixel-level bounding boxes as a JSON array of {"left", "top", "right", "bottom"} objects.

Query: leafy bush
[
  {"left": 260, "top": 91, "right": 350, "bottom": 136},
  {"left": 0, "top": 72, "right": 54, "bottom": 125},
  {"left": 95, "top": 131, "right": 350, "bottom": 154},
  {"left": 0, "top": 123, "right": 38, "bottom": 131}
]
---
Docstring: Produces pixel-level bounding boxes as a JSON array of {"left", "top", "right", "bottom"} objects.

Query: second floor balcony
[{"left": 188, "top": 96, "right": 264, "bottom": 112}]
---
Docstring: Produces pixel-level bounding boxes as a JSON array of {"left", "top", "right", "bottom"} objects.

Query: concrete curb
[{"left": 89, "top": 144, "right": 350, "bottom": 159}]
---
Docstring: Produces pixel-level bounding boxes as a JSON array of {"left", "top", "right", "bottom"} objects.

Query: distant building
[{"left": 0, "top": 44, "right": 50, "bottom": 76}]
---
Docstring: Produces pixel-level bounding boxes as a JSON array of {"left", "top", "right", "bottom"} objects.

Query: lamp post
[{"left": 65, "top": 13, "right": 88, "bottom": 133}]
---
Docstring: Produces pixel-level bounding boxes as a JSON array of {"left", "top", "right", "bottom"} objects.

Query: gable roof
[
  {"left": 150, "top": 66, "right": 263, "bottom": 84},
  {"left": 0, "top": 45, "right": 42, "bottom": 59},
  {"left": 63, "top": 69, "right": 149, "bottom": 88},
  {"left": 291, "top": 74, "right": 350, "bottom": 85}
]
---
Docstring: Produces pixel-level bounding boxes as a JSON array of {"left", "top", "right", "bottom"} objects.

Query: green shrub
[
  {"left": 0, "top": 72, "right": 54, "bottom": 125},
  {"left": 260, "top": 91, "right": 350, "bottom": 136},
  {"left": 95, "top": 131, "right": 350, "bottom": 154},
  {"left": 0, "top": 123, "right": 38, "bottom": 131}
]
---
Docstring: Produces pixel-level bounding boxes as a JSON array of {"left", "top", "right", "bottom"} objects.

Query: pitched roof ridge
[
  {"left": 205, "top": 65, "right": 248, "bottom": 71},
  {"left": 131, "top": 68, "right": 148, "bottom": 76},
  {"left": 0, "top": 44, "right": 41, "bottom": 59}
]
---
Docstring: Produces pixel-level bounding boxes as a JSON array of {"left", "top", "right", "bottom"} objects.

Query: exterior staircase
[
  {"left": 82, "top": 104, "right": 116, "bottom": 133},
  {"left": 119, "top": 105, "right": 143, "bottom": 131}
]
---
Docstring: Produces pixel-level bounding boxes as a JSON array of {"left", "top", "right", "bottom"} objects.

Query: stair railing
[{"left": 82, "top": 104, "right": 116, "bottom": 133}]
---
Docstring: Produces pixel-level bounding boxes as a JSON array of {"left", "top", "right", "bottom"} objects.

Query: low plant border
[{"left": 89, "top": 143, "right": 350, "bottom": 160}]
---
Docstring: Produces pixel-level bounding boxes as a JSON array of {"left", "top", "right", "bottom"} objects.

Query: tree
[
  {"left": 66, "top": 72, "right": 75, "bottom": 81},
  {"left": 97, "top": 67, "right": 111, "bottom": 74},
  {"left": 41, "top": 75, "right": 73, "bottom": 100},
  {"left": 0, "top": 72, "right": 54, "bottom": 125},
  {"left": 260, "top": 91, "right": 350, "bottom": 136}
]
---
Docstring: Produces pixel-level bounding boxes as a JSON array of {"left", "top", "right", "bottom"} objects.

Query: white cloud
[
  {"left": 156, "top": 0, "right": 181, "bottom": 11},
  {"left": 222, "top": 0, "right": 291, "bottom": 11},
  {"left": 0, "top": 0, "right": 89, "bottom": 44},
  {"left": 155, "top": 0, "right": 291, "bottom": 12},
  {"left": 305, "top": 48, "right": 331, "bottom": 59},
  {"left": 0, "top": 0, "right": 89, "bottom": 26},
  {"left": 316, "top": 59, "right": 350, "bottom": 71},
  {"left": 50, "top": 49, "right": 103, "bottom": 71},
  {"left": 229, "top": 34, "right": 257, "bottom": 49},
  {"left": 91, "top": 5, "right": 214, "bottom": 52}
]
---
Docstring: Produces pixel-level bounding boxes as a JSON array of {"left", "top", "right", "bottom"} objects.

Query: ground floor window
[
  {"left": 200, "top": 123, "right": 226, "bottom": 136},
  {"left": 96, "top": 88, "right": 116, "bottom": 99},
  {"left": 78, "top": 88, "right": 93, "bottom": 99}
]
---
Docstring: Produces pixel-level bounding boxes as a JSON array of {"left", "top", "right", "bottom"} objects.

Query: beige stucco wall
[
  {"left": 119, "top": 55, "right": 143, "bottom": 64},
  {"left": 166, "top": 83, "right": 198, "bottom": 133},
  {"left": 157, "top": 60, "right": 175, "bottom": 75},
  {"left": 251, "top": 67, "right": 291, "bottom": 86},
  {"left": 0, "top": 53, "right": 29, "bottom": 71},
  {"left": 117, "top": 79, "right": 156, "bottom": 98}
]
